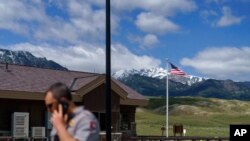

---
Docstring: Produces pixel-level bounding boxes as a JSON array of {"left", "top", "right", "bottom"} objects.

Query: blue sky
[{"left": 0, "top": 0, "right": 250, "bottom": 81}]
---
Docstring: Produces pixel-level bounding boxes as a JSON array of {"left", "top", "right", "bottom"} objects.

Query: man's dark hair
[{"left": 45, "top": 82, "right": 72, "bottom": 101}]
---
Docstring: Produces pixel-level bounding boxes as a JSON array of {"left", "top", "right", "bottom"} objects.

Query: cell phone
[{"left": 58, "top": 99, "right": 69, "bottom": 115}]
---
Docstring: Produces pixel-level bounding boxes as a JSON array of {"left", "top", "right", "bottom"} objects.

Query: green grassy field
[{"left": 136, "top": 97, "right": 250, "bottom": 137}]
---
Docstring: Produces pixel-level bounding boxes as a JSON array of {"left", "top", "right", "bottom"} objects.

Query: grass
[{"left": 136, "top": 97, "right": 250, "bottom": 137}]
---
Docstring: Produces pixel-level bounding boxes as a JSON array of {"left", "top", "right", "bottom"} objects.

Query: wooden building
[{"left": 0, "top": 63, "right": 148, "bottom": 136}]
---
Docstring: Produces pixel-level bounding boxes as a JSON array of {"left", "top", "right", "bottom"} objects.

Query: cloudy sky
[{"left": 0, "top": 0, "right": 250, "bottom": 81}]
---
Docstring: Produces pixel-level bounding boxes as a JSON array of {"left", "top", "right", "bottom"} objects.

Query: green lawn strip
[{"left": 136, "top": 109, "right": 250, "bottom": 137}]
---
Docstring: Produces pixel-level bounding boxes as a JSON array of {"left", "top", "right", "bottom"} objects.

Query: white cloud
[
  {"left": 128, "top": 34, "right": 159, "bottom": 49},
  {"left": 0, "top": 1, "right": 46, "bottom": 34},
  {"left": 136, "top": 12, "right": 179, "bottom": 34},
  {"left": 111, "top": 44, "right": 161, "bottom": 71},
  {"left": 215, "top": 7, "right": 244, "bottom": 27},
  {"left": 142, "top": 34, "right": 159, "bottom": 48},
  {"left": 88, "top": 0, "right": 196, "bottom": 16},
  {"left": 200, "top": 10, "right": 218, "bottom": 22},
  {"left": 110, "top": 0, "right": 196, "bottom": 16},
  {"left": 0, "top": 0, "right": 196, "bottom": 44},
  {"left": 0, "top": 0, "right": 118, "bottom": 44},
  {"left": 91, "top": 0, "right": 196, "bottom": 35},
  {"left": 180, "top": 47, "right": 250, "bottom": 81},
  {"left": 5, "top": 43, "right": 161, "bottom": 73}
]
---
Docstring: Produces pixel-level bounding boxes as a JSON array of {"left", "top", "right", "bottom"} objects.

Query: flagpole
[{"left": 166, "top": 58, "right": 169, "bottom": 137}]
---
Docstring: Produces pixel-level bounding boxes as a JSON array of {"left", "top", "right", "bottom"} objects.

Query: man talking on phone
[{"left": 44, "top": 82, "right": 100, "bottom": 141}]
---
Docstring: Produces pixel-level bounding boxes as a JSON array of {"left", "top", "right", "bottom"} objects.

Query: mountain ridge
[
  {"left": 0, "top": 48, "right": 67, "bottom": 70},
  {"left": 113, "top": 68, "right": 206, "bottom": 86},
  {"left": 114, "top": 68, "right": 250, "bottom": 100}
]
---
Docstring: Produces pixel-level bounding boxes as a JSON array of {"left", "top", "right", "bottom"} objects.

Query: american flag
[{"left": 169, "top": 62, "right": 187, "bottom": 76}]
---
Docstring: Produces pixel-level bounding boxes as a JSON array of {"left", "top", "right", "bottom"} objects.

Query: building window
[{"left": 120, "top": 113, "right": 130, "bottom": 130}]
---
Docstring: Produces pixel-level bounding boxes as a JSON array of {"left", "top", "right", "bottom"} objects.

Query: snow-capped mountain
[
  {"left": 0, "top": 48, "right": 67, "bottom": 70},
  {"left": 113, "top": 68, "right": 206, "bottom": 86},
  {"left": 113, "top": 68, "right": 168, "bottom": 79}
]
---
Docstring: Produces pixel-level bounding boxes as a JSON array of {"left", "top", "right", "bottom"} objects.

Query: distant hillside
[
  {"left": 145, "top": 97, "right": 250, "bottom": 115},
  {"left": 136, "top": 97, "right": 250, "bottom": 136},
  {"left": 0, "top": 48, "right": 67, "bottom": 70},
  {"left": 177, "top": 79, "right": 250, "bottom": 100}
]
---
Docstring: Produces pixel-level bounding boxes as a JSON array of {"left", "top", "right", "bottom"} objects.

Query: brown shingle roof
[
  {"left": 0, "top": 63, "right": 147, "bottom": 102},
  {"left": 0, "top": 63, "right": 99, "bottom": 93},
  {"left": 112, "top": 79, "right": 146, "bottom": 100}
]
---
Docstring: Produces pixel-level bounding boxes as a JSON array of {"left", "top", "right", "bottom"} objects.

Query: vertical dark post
[
  {"left": 105, "top": 0, "right": 112, "bottom": 141},
  {"left": 5, "top": 62, "right": 8, "bottom": 70}
]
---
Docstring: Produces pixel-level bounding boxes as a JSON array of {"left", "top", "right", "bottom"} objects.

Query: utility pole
[{"left": 105, "top": 0, "right": 112, "bottom": 141}]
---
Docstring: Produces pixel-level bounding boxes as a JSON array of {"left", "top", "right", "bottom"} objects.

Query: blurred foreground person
[{"left": 44, "top": 82, "right": 99, "bottom": 141}]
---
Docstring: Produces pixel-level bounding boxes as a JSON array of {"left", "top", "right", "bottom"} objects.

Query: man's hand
[
  {"left": 51, "top": 104, "right": 76, "bottom": 141},
  {"left": 51, "top": 104, "right": 65, "bottom": 130}
]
